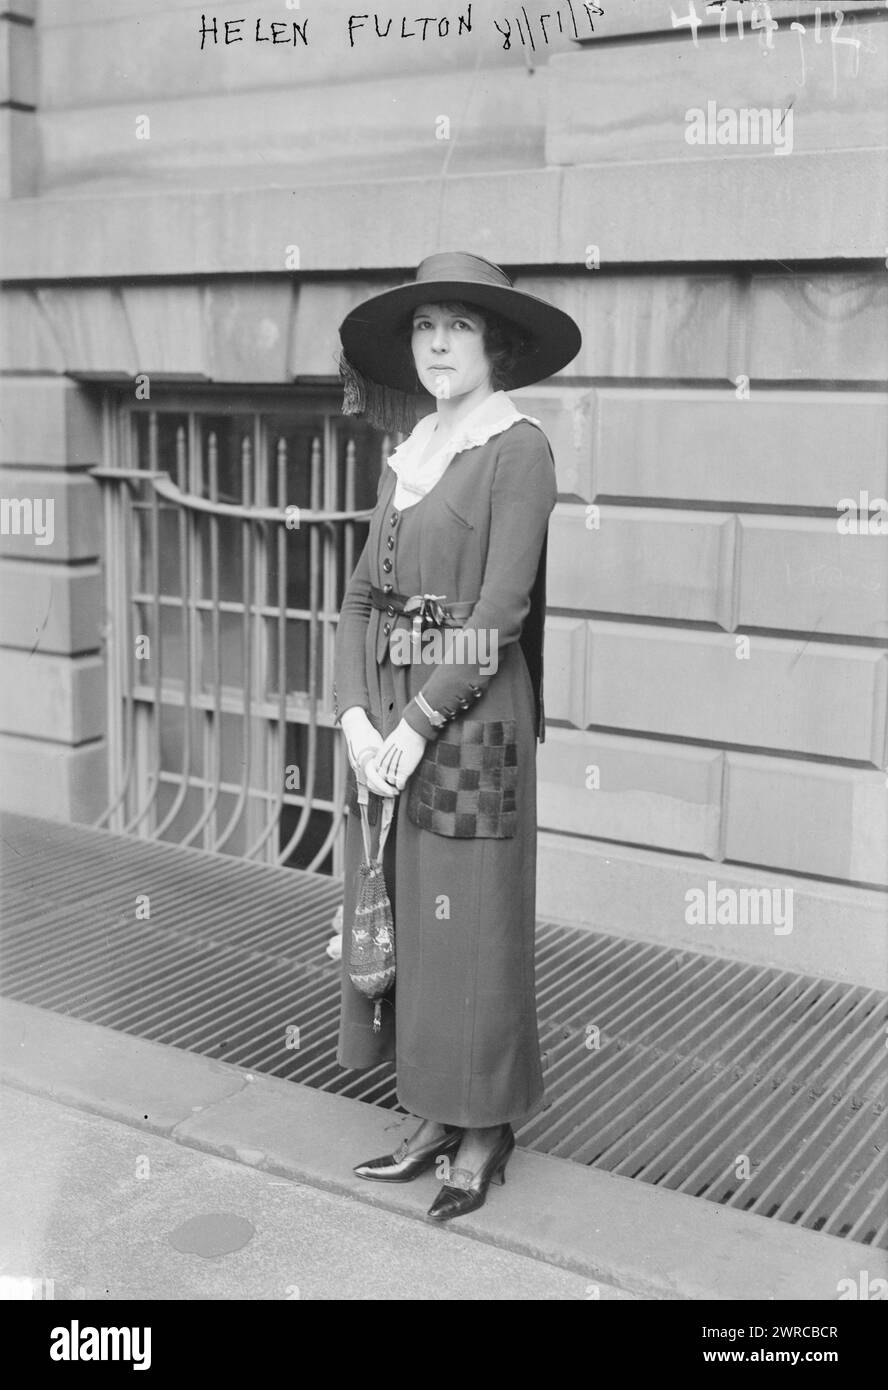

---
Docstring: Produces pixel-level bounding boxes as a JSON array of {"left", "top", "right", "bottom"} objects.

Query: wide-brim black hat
[{"left": 338, "top": 251, "right": 582, "bottom": 432}]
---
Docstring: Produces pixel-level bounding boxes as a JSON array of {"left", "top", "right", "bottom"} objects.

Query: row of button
[
  {"left": 382, "top": 509, "right": 399, "bottom": 634},
  {"left": 376, "top": 512, "right": 486, "bottom": 722},
  {"left": 433, "top": 682, "right": 485, "bottom": 722}
]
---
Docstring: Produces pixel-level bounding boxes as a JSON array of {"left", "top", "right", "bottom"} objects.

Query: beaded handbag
[{"left": 348, "top": 770, "right": 396, "bottom": 1032}]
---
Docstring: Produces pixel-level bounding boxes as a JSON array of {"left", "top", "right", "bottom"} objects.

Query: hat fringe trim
[{"left": 339, "top": 351, "right": 419, "bottom": 437}]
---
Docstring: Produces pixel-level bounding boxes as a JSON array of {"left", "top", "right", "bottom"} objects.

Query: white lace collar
[{"left": 387, "top": 391, "right": 540, "bottom": 509}]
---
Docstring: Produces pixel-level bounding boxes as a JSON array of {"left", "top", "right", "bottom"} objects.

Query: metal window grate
[
  {"left": 92, "top": 388, "right": 390, "bottom": 876},
  {"left": 2, "top": 813, "right": 885, "bottom": 1248}
]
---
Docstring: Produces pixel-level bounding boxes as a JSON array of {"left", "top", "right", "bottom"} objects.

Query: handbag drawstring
[
  {"left": 356, "top": 767, "right": 395, "bottom": 867},
  {"left": 355, "top": 766, "right": 396, "bottom": 1033}
]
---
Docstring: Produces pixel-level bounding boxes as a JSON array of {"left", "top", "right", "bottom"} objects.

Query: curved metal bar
[
  {"left": 306, "top": 757, "right": 348, "bottom": 872},
  {"left": 93, "top": 400, "right": 139, "bottom": 829},
  {"left": 181, "top": 430, "right": 225, "bottom": 849},
  {"left": 245, "top": 434, "right": 291, "bottom": 861},
  {"left": 308, "top": 428, "right": 365, "bottom": 873},
  {"left": 214, "top": 432, "right": 256, "bottom": 854},
  {"left": 152, "top": 424, "right": 196, "bottom": 839},
  {"left": 276, "top": 435, "right": 323, "bottom": 865},
  {"left": 124, "top": 410, "right": 165, "bottom": 834},
  {"left": 151, "top": 472, "right": 371, "bottom": 524}
]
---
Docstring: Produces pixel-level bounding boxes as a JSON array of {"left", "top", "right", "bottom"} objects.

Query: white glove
[
  {"left": 370, "top": 718, "right": 428, "bottom": 794},
  {"left": 340, "top": 707, "right": 383, "bottom": 777}
]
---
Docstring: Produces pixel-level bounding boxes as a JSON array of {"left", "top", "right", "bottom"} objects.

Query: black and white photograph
[{"left": 0, "top": 0, "right": 886, "bottom": 1341}]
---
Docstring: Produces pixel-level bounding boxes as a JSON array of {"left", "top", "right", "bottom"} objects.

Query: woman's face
[{"left": 410, "top": 302, "right": 493, "bottom": 401}]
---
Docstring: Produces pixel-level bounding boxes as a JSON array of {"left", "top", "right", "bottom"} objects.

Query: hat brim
[{"left": 339, "top": 280, "right": 581, "bottom": 394}]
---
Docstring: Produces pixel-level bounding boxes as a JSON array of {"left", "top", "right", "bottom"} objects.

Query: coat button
[
  {"left": 389, "top": 512, "right": 399, "bottom": 527},
  {"left": 383, "top": 583, "right": 393, "bottom": 594},
  {"left": 386, "top": 605, "right": 395, "bottom": 617},
  {"left": 382, "top": 558, "right": 392, "bottom": 573},
  {"left": 383, "top": 622, "right": 391, "bottom": 635},
  {"left": 386, "top": 536, "right": 395, "bottom": 550}
]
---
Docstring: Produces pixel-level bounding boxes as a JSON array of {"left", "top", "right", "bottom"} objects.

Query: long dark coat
[{"left": 333, "top": 419, "right": 557, "bottom": 1127}]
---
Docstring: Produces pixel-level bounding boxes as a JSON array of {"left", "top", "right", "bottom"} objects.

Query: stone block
[
  {"left": 0, "top": 107, "right": 37, "bottom": 197},
  {"left": 592, "top": 389, "right": 888, "bottom": 508},
  {"left": 737, "top": 516, "right": 888, "bottom": 641},
  {"left": 0, "top": 378, "right": 101, "bottom": 468},
  {"left": 547, "top": 20, "right": 887, "bottom": 165},
  {"left": 543, "top": 617, "right": 587, "bottom": 728},
  {"left": 548, "top": 504, "right": 736, "bottom": 628},
  {"left": 538, "top": 728, "right": 724, "bottom": 858},
  {"left": 121, "top": 284, "right": 210, "bottom": 378},
  {"left": 748, "top": 274, "right": 888, "bottom": 382},
  {"left": 509, "top": 384, "right": 595, "bottom": 498},
  {"left": 557, "top": 150, "right": 886, "bottom": 262},
  {"left": 0, "top": 559, "right": 102, "bottom": 653},
  {"left": 0, "top": 471, "right": 102, "bottom": 561},
  {"left": 517, "top": 273, "right": 742, "bottom": 383},
  {"left": 0, "top": 290, "right": 66, "bottom": 373},
  {"left": 724, "top": 755, "right": 888, "bottom": 887},
  {"left": 37, "top": 66, "right": 547, "bottom": 194},
  {"left": 0, "top": 649, "right": 105, "bottom": 742},
  {"left": 0, "top": 734, "right": 107, "bottom": 822},
  {"left": 584, "top": 623, "right": 888, "bottom": 765},
  {"left": 204, "top": 281, "right": 297, "bottom": 383},
  {"left": 0, "top": 14, "right": 37, "bottom": 106},
  {"left": 33, "top": 287, "right": 138, "bottom": 376}
]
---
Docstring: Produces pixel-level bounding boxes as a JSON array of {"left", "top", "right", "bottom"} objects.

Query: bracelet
[{"left": 415, "top": 690, "right": 446, "bottom": 729}]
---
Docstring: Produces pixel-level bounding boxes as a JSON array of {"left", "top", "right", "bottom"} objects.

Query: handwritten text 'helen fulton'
[{"left": 199, "top": 6, "right": 606, "bottom": 51}]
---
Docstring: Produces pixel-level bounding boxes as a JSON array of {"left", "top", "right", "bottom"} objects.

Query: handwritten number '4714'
[{"left": 670, "top": 3, "right": 868, "bottom": 92}]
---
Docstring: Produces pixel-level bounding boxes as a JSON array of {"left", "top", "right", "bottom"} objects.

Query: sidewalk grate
[{"left": 1, "top": 812, "right": 885, "bottom": 1248}]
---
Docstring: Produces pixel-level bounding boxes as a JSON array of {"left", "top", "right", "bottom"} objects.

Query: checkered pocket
[{"left": 406, "top": 719, "right": 518, "bottom": 838}]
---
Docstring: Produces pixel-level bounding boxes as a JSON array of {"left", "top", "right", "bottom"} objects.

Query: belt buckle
[{"left": 390, "top": 593, "right": 447, "bottom": 666}]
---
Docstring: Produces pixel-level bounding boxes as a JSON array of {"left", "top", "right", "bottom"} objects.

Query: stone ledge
[
  {"left": 0, "top": 150, "right": 884, "bottom": 282},
  {"left": 537, "top": 832, "right": 888, "bottom": 988}
]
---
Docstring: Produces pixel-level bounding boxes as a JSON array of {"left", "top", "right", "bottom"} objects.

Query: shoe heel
[{"left": 493, "top": 1161, "right": 508, "bottom": 1186}]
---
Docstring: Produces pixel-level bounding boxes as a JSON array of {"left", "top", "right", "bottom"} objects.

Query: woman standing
[{"left": 332, "top": 252, "right": 581, "bottom": 1222}]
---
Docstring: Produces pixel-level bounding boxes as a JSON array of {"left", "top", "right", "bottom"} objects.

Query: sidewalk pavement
[
  {"left": 2, "top": 998, "right": 882, "bottom": 1301},
  {"left": 0, "top": 1086, "right": 622, "bottom": 1301}
]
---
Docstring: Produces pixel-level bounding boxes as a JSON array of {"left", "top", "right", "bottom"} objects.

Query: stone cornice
[{"left": 1, "top": 151, "right": 885, "bottom": 283}]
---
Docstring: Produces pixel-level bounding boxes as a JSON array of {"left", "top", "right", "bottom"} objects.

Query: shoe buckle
[{"left": 445, "top": 1166, "right": 477, "bottom": 1191}]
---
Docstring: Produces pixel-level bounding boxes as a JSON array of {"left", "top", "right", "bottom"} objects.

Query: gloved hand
[
  {"left": 340, "top": 707, "right": 384, "bottom": 777},
  {"left": 370, "top": 718, "right": 428, "bottom": 794}
]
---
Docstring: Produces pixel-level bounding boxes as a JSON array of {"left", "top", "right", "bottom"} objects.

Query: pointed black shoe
[
  {"left": 427, "top": 1125, "right": 515, "bottom": 1223},
  {"left": 353, "top": 1126, "right": 462, "bottom": 1183}
]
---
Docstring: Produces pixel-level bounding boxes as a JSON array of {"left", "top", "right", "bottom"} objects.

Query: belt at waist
[{"left": 369, "top": 587, "right": 476, "bottom": 627}]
